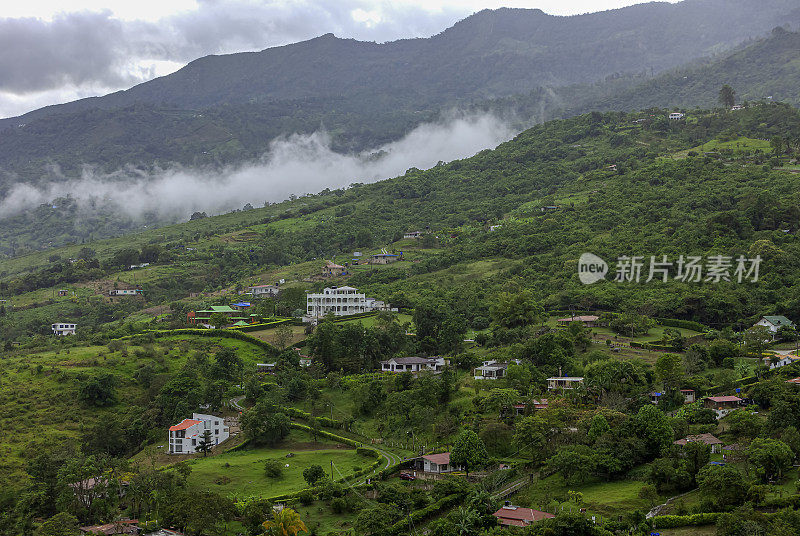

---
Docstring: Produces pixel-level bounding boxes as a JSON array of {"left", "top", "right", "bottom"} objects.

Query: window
[
  {"left": 192, "top": 439, "right": 196, "bottom": 446},
  {"left": 215, "top": 429, "right": 219, "bottom": 435}
]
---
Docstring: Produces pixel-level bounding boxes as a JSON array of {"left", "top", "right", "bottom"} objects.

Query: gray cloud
[
  {"left": 0, "top": 1, "right": 465, "bottom": 106},
  {"left": 0, "top": 112, "right": 514, "bottom": 219}
]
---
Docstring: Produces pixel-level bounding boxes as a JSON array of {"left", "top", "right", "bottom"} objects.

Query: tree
[
  {"left": 264, "top": 459, "right": 284, "bottom": 479},
  {"left": 489, "top": 291, "right": 544, "bottom": 329},
  {"left": 638, "top": 484, "right": 659, "bottom": 507},
  {"left": 355, "top": 503, "right": 401, "bottom": 536},
  {"left": 726, "top": 410, "right": 763, "bottom": 439},
  {"left": 302, "top": 464, "right": 326, "bottom": 486},
  {"left": 210, "top": 313, "right": 228, "bottom": 329},
  {"left": 35, "top": 512, "right": 80, "bottom": 536},
  {"left": 655, "top": 353, "right": 684, "bottom": 391},
  {"left": 240, "top": 402, "right": 291, "bottom": 446},
  {"left": 697, "top": 465, "right": 747, "bottom": 510},
  {"left": 635, "top": 404, "right": 673, "bottom": 459},
  {"left": 546, "top": 445, "right": 594, "bottom": 484},
  {"left": 263, "top": 508, "right": 307, "bottom": 536},
  {"left": 719, "top": 84, "right": 736, "bottom": 108},
  {"left": 746, "top": 438, "right": 793, "bottom": 482},
  {"left": 196, "top": 430, "right": 213, "bottom": 457},
  {"left": 274, "top": 323, "right": 294, "bottom": 350},
  {"left": 744, "top": 326, "right": 772, "bottom": 356},
  {"left": 450, "top": 429, "right": 488, "bottom": 477},
  {"left": 588, "top": 414, "right": 611, "bottom": 443},
  {"left": 78, "top": 374, "right": 117, "bottom": 407}
]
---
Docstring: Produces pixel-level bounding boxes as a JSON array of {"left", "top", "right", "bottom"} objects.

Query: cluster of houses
[
  {"left": 321, "top": 251, "right": 403, "bottom": 276},
  {"left": 304, "top": 286, "right": 396, "bottom": 322},
  {"left": 187, "top": 305, "right": 257, "bottom": 327}
]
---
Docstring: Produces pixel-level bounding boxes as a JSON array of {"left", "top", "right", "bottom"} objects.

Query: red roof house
[{"left": 493, "top": 505, "right": 555, "bottom": 527}]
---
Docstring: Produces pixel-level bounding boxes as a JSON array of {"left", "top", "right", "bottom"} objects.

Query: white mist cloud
[{"left": 0, "top": 112, "right": 514, "bottom": 220}]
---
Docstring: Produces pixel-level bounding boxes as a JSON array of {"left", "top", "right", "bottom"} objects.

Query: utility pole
[{"left": 330, "top": 460, "right": 334, "bottom": 480}]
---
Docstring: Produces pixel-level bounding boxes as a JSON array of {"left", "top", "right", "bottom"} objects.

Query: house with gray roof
[{"left": 380, "top": 356, "right": 448, "bottom": 373}]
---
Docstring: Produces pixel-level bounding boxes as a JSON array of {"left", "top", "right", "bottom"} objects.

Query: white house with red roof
[
  {"left": 168, "top": 413, "right": 229, "bottom": 454},
  {"left": 492, "top": 503, "right": 555, "bottom": 527},
  {"left": 413, "top": 452, "right": 464, "bottom": 474}
]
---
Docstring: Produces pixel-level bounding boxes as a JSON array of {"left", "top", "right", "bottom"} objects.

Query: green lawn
[
  {"left": 517, "top": 473, "right": 663, "bottom": 519},
  {"left": 185, "top": 441, "right": 368, "bottom": 499}
]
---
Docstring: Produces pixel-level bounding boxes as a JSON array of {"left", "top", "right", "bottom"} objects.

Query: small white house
[
  {"left": 52, "top": 323, "right": 77, "bottom": 336},
  {"left": 257, "top": 362, "right": 277, "bottom": 373},
  {"left": 380, "top": 356, "right": 448, "bottom": 373},
  {"left": 109, "top": 289, "right": 142, "bottom": 296},
  {"left": 754, "top": 316, "right": 795, "bottom": 338},
  {"left": 414, "top": 452, "right": 463, "bottom": 473},
  {"left": 546, "top": 377, "right": 584, "bottom": 391},
  {"left": 168, "top": 413, "right": 229, "bottom": 454},
  {"left": 669, "top": 112, "right": 685, "bottom": 120},
  {"left": 404, "top": 231, "right": 424, "bottom": 239}
]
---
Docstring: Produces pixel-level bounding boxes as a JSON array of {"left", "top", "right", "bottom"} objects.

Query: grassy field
[
  {"left": 516, "top": 473, "right": 664, "bottom": 519},
  {"left": 185, "top": 433, "right": 369, "bottom": 499}
]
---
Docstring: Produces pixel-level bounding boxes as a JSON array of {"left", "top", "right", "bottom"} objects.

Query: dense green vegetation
[{"left": 5, "top": 101, "right": 800, "bottom": 536}]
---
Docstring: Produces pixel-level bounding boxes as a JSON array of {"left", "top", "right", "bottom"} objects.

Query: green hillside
[{"left": 3, "top": 103, "right": 800, "bottom": 342}]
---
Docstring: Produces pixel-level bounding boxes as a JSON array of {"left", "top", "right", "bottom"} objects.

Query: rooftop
[
  {"left": 556, "top": 315, "right": 599, "bottom": 322},
  {"left": 169, "top": 419, "right": 202, "bottom": 431},
  {"left": 761, "top": 315, "right": 794, "bottom": 326},
  {"left": 493, "top": 506, "right": 555, "bottom": 526},
  {"left": 705, "top": 396, "right": 742, "bottom": 403},
  {"left": 422, "top": 452, "right": 451, "bottom": 465},
  {"left": 674, "top": 433, "right": 723, "bottom": 446}
]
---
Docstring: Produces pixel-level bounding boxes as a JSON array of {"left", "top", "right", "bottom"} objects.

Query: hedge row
[
  {"left": 656, "top": 318, "right": 709, "bottom": 332},
  {"left": 652, "top": 512, "right": 721, "bottom": 529},
  {"left": 380, "top": 462, "right": 408, "bottom": 480},
  {"left": 147, "top": 328, "right": 279, "bottom": 355},
  {"left": 629, "top": 341, "right": 678, "bottom": 351},
  {"left": 387, "top": 493, "right": 465, "bottom": 535},
  {"left": 228, "top": 319, "right": 292, "bottom": 332},
  {"left": 330, "top": 311, "right": 379, "bottom": 323},
  {"left": 289, "top": 422, "right": 364, "bottom": 449},
  {"left": 277, "top": 405, "right": 342, "bottom": 429}
]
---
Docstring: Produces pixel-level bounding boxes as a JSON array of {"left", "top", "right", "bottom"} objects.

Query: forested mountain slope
[
  {"left": 0, "top": 0, "right": 798, "bottom": 184},
  {"left": 3, "top": 104, "right": 800, "bottom": 339},
  {"left": 556, "top": 27, "right": 800, "bottom": 114}
]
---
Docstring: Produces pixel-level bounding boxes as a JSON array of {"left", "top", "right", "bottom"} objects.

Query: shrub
[
  {"left": 297, "top": 490, "right": 314, "bottom": 505},
  {"left": 331, "top": 497, "right": 347, "bottom": 514},
  {"left": 264, "top": 459, "right": 283, "bottom": 478}
]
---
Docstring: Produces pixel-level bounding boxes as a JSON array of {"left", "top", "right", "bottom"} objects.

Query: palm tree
[{"left": 262, "top": 508, "right": 308, "bottom": 536}]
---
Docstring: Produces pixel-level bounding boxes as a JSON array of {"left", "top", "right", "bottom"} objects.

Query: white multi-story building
[
  {"left": 52, "top": 322, "right": 77, "bottom": 336},
  {"left": 168, "top": 413, "right": 229, "bottom": 454},
  {"left": 304, "top": 286, "right": 397, "bottom": 322},
  {"left": 306, "top": 286, "right": 362, "bottom": 318}
]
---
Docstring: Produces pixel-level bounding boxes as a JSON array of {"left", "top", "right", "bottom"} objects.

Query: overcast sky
[{"left": 0, "top": 0, "right": 680, "bottom": 118}]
